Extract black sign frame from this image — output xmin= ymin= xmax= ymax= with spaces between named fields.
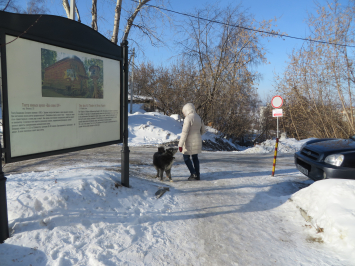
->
xmin=0 ymin=11 xmax=124 ymax=163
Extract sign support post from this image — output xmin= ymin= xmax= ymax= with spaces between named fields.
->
xmin=271 ymin=138 xmax=279 ymax=177
xmin=130 ymin=48 xmax=135 ymax=114
xmin=121 ymin=40 xmax=130 ymax=188
xmin=271 ymin=96 xmax=283 ymax=177
xmin=0 ymin=142 xmax=9 ymax=243
xmin=277 ymin=116 xmax=279 ymax=139
xmin=0 ymin=29 xmax=9 ymax=243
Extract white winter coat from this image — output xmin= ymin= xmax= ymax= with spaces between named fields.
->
xmin=178 ymin=103 xmax=206 ymax=155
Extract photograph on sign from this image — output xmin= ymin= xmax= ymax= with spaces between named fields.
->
xmin=41 ymin=48 xmax=104 ymax=99
xmin=5 ymin=35 xmax=121 ymax=158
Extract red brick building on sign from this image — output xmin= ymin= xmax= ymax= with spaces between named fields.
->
xmin=42 ymin=56 xmax=89 ymax=96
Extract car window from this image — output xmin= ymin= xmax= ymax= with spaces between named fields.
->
xmin=351 ymin=135 xmax=355 ymax=141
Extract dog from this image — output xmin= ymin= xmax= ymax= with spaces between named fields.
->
xmin=153 ymin=147 xmax=178 ymax=182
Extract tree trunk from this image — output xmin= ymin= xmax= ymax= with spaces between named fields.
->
xmin=62 ymin=0 xmax=81 ymax=22
xmin=62 ymin=0 xmax=70 ymax=17
xmin=91 ymin=0 xmax=98 ymax=31
xmin=111 ymin=0 xmax=123 ymax=44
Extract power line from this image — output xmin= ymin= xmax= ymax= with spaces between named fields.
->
xmin=132 ymin=0 xmax=355 ymax=48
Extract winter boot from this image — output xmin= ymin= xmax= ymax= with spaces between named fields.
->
xmin=188 ymin=174 xmax=199 ymax=181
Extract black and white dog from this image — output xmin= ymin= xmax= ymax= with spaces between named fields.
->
xmin=153 ymin=147 xmax=178 ymax=182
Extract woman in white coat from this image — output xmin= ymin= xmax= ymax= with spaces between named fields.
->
xmin=178 ymin=103 xmax=206 ymax=181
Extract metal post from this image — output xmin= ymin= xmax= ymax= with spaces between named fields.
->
xmin=121 ymin=40 xmax=130 ymax=187
xmin=130 ymin=48 xmax=135 ymax=114
xmin=271 ymin=138 xmax=279 ymax=177
xmin=0 ymin=142 xmax=9 ymax=243
xmin=277 ymin=116 xmax=279 ymax=139
xmin=70 ymin=0 xmax=75 ymax=20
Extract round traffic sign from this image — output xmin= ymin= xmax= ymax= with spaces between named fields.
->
xmin=271 ymin=95 xmax=283 ymax=108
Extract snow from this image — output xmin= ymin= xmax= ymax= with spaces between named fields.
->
xmin=290 ymin=179 xmax=355 ymax=260
xmin=1 ymin=104 xmax=355 ymax=265
xmin=236 ymin=136 xmax=316 ymax=154
xmin=128 ymin=111 xmax=181 ymax=146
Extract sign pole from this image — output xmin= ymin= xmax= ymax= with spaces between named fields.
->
xmin=0 ymin=142 xmax=9 ymax=243
xmin=277 ymin=116 xmax=279 ymax=139
xmin=121 ymin=40 xmax=130 ymax=187
xmin=129 ymin=48 xmax=135 ymax=114
xmin=0 ymin=29 xmax=9 ymax=243
xmin=272 ymin=111 xmax=280 ymax=177
xmin=271 ymin=137 xmax=279 ymax=177
xmin=271 ymin=95 xmax=283 ymax=177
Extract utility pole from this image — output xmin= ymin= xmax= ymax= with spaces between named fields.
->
xmin=130 ymin=48 xmax=135 ymax=114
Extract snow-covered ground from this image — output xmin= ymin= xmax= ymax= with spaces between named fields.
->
xmin=1 ymin=104 xmax=355 ymax=265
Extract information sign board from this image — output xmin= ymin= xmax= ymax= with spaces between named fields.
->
xmin=0 ymin=11 xmax=124 ymax=162
xmin=272 ymin=109 xmax=283 ymax=117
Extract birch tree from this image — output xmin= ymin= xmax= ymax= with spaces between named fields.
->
xmin=111 ymin=0 xmax=123 ymax=43
xmin=61 ymin=0 xmax=167 ymax=47
xmin=91 ymin=0 xmax=98 ymax=31
xmin=62 ymin=0 xmax=81 ymax=22
xmin=111 ymin=0 xmax=168 ymax=45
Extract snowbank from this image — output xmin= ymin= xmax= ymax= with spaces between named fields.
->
xmin=290 ymin=179 xmax=355 ymax=261
xmin=236 ymin=137 xmax=315 ymax=154
xmin=127 ymin=104 xmax=318 ymax=154
xmin=128 ymin=111 xmax=182 ymax=146
xmin=3 ymin=166 xmax=189 ymax=265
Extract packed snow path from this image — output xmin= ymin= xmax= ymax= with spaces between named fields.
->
xmin=136 ymin=151 xmax=349 ymax=265
xmin=1 ymin=146 xmax=352 ymax=265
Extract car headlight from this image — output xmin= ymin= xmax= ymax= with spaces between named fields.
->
xmin=324 ymin=154 xmax=344 ymax=166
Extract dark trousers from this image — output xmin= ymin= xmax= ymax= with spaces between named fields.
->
xmin=183 ymin=154 xmax=200 ymax=177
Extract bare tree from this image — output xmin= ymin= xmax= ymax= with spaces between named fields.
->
xmin=134 ymin=4 xmax=279 ymax=141
xmin=275 ymin=0 xmax=355 ymax=139
xmin=1 ymin=0 xmax=21 ymax=12
xmin=24 ymin=0 xmax=48 ymax=14
xmin=175 ymin=4 xmax=277 ymax=139
xmin=111 ymin=0 xmax=169 ymax=45
xmin=111 ymin=0 xmax=123 ymax=43
xmin=62 ymin=0 xmax=81 ymax=22
xmin=135 ymin=60 xmax=195 ymax=115
xmin=91 ymin=0 xmax=98 ymax=31
xmin=121 ymin=0 xmax=150 ymax=42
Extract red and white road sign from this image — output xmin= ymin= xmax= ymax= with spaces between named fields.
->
xmin=272 ymin=109 xmax=283 ymax=117
xmin=271 ymin=95 xmax=283 ymax=109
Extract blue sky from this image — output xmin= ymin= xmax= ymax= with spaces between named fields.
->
xmin=150 ymin=0 xmax=318 ymax=101
xmin=13 ymin=0 xmax=350 ymax=101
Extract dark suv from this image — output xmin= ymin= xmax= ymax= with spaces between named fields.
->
xmin=294 ymin=136 xmax=355 ymax=181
